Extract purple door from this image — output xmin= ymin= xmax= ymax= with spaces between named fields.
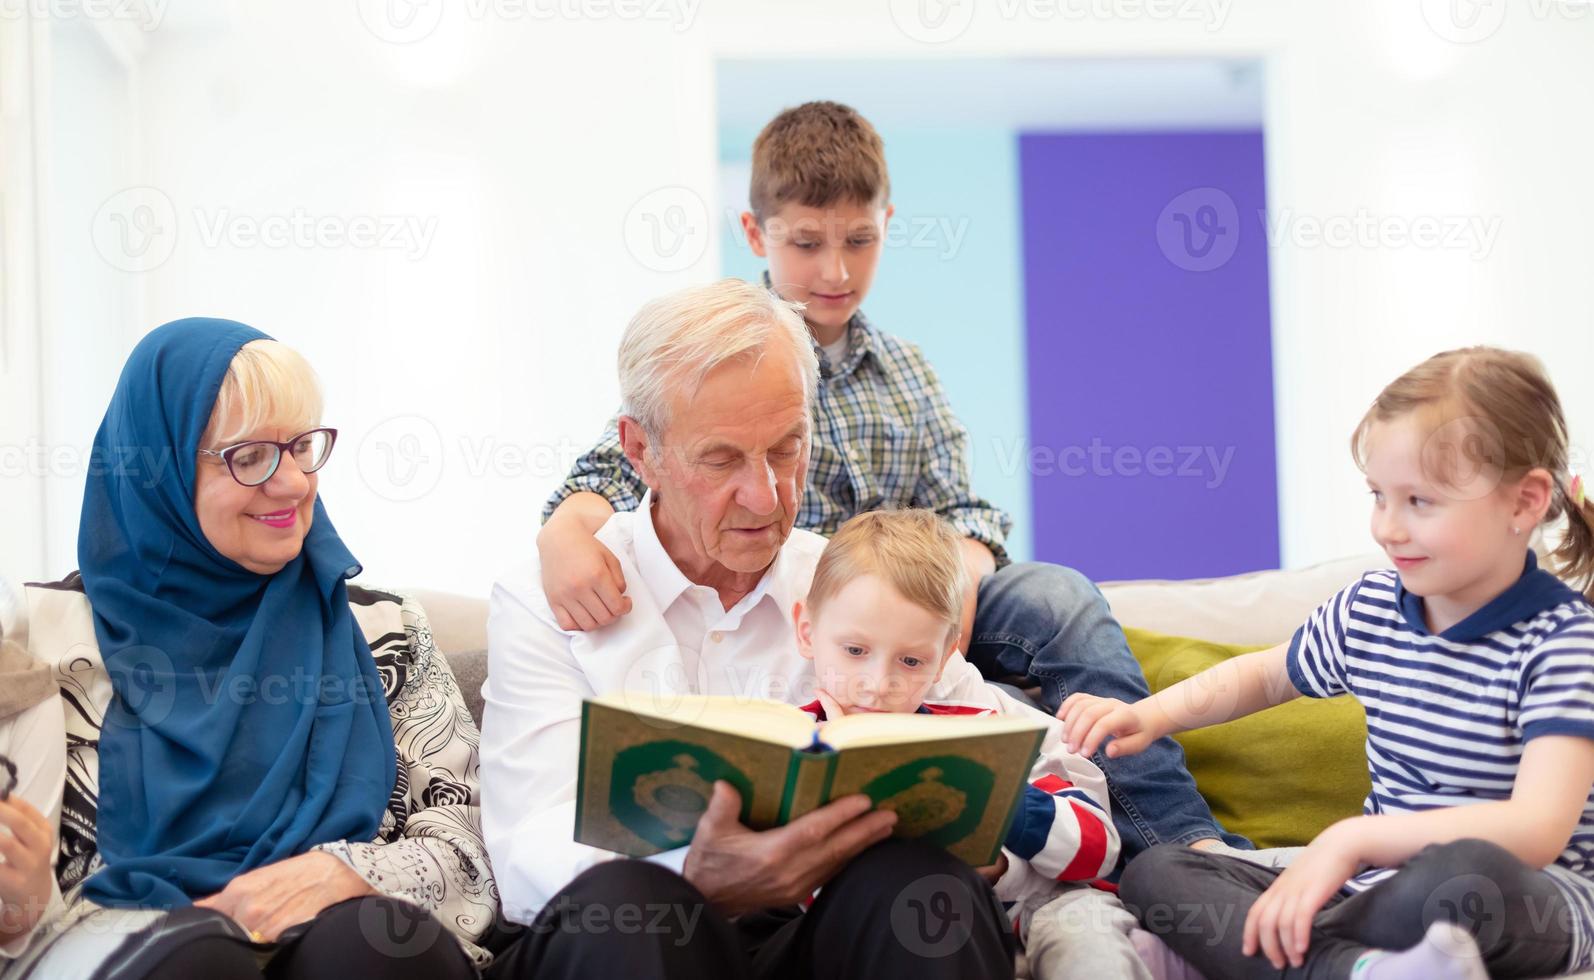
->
xmin=1020 ymin=131 xmax=1277 ymax=581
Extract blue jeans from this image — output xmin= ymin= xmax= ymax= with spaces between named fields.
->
xmin=967 ymin=561 xmax=1252 ymax=864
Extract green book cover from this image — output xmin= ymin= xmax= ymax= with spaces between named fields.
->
xmin=574 ymin=692 xmax=1047 ymax=866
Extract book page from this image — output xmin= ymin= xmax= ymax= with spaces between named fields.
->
xmin=589 ymin=692 xmax=817 ymax=748
xmin=820 ymin=711 xmax=1043 ymax=750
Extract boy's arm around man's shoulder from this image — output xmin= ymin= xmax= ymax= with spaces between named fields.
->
xmin=541 ymin=415 xmax=648 ymax=524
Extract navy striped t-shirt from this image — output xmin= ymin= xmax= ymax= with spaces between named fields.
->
xmin=1288 ymin=550 xmax=1594 ymax=969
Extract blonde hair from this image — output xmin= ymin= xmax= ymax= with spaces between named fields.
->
xmin=618 ymin=278 xmax=819 ymax=444
xmin=808 ymin=510 xmax=968 ymax=644
xmin=202 ymin=340 xmax=323 ymax=447
xmin=1351 ymin=346 xmax=1594 ymax=600
xmin=749 ymin=101 xmax=890 ymax=222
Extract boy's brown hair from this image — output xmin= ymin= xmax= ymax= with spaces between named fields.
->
xmin=1350 ymin=346 xmax=1594 ymax=600
xmin=807 ymin=510 xmax=967 ymax=644
xmin=749 ymin=101 xmax=890 ymax=222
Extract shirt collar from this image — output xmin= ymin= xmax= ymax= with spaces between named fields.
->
xmin=1393 ymin=549 xmax=1583 ymax=642
xmin=832 ymin=312 xmax=877 ymax=378
xmin=747 ymin=527 xmax=808 ymax=626
xmin=630 ymin=489 xmax=807 ymax=623
xmin=631 ymin=490 xmax=697 ymax=613
xmin=758 ymin=271 xmax=876 ymax=380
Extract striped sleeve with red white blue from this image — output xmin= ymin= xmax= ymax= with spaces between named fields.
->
xmin=919 ymin=698 xmax=1121 ymax=881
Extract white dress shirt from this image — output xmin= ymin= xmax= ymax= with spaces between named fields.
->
xmin=481 ymin=491 xmax=1028 ymax=922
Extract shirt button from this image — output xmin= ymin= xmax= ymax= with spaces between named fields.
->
xmin=709 ymin=632 xmax=724 ymax=643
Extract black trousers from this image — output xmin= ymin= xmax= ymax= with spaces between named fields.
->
xmin=486 ymin=838 xmax=1016 ymax=979
xmin=1119 ymin=839 xmax=1575 ymax=980
xmin=109 ymin=895 xmax=477 ymax=980
xmin=123 ymin=839 xmax=1014 ymax=979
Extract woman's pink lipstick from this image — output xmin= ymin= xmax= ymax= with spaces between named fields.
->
xmin=249 ymin=508 xmax=297 ymax=529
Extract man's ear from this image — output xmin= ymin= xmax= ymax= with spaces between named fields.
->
xmin=1513 ymin=467 xmax=1555 ymax=530
xmin=618 ymin=416 xmax=658 ymax=488
xmin=793 ymin=600 xmax=814 ymax=661
xmin=741 ymin=212 xmax=767 ymax=258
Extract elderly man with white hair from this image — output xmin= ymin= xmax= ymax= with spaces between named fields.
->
xmin=480 ymin=279 xmax=1016 ymax=978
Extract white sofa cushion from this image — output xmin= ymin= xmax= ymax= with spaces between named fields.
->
xmin=1098 ymin=553 xmax=1388 ymax=647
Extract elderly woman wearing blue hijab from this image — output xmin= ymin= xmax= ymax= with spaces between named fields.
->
xmin=5 ymin=320 xmax=495 ymax=978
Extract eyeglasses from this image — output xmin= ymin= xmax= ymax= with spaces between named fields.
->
xmin=197 ymin=428 xmax=338 ymax=487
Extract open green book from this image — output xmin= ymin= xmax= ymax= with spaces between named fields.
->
xmin=575 ymin=692 xmax=1047 ymax=866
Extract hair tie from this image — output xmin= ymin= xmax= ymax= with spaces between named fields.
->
xmin=1573 ymin=472 xmax=1587 ymax=509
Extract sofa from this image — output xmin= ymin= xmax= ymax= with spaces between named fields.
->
xmin=414 ymin=552 xmax=1593 ymax=979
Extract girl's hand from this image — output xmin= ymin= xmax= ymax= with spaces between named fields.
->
xmin=1242 ymin=831 xmax=1361 ymax=969
xmin=0 ymin=797 xmax=56 ymax=942
xmin=1057 ymin=694 xmax=1157 ymax=758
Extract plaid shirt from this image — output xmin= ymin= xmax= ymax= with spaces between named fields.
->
xmin=544 ymin=309 xmax=1013 ymax=562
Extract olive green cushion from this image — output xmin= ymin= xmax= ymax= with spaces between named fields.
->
xmin=1123 ymin=627 xmax=1372 ymax=849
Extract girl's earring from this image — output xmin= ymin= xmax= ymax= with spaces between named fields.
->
xmin=1512 ymin=526 xmax=1521 ymax=536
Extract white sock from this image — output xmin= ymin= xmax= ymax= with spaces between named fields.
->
xmin=1352 ymin=921 xmax=1488 ymax=980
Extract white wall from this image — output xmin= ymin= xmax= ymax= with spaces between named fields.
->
xmin=1260 ymin=1 xmax=1594 ymax=569
xmin=0 ymin=14 xmax=49 ymax=582
xmin=41 ymin=18 xmax=148 ymax=581
xmin=13 ymin=0 xmax=1594 ymax=594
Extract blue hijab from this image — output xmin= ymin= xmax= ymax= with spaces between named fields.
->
xmin=79 ymin=318 xmax=396 ymax=909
